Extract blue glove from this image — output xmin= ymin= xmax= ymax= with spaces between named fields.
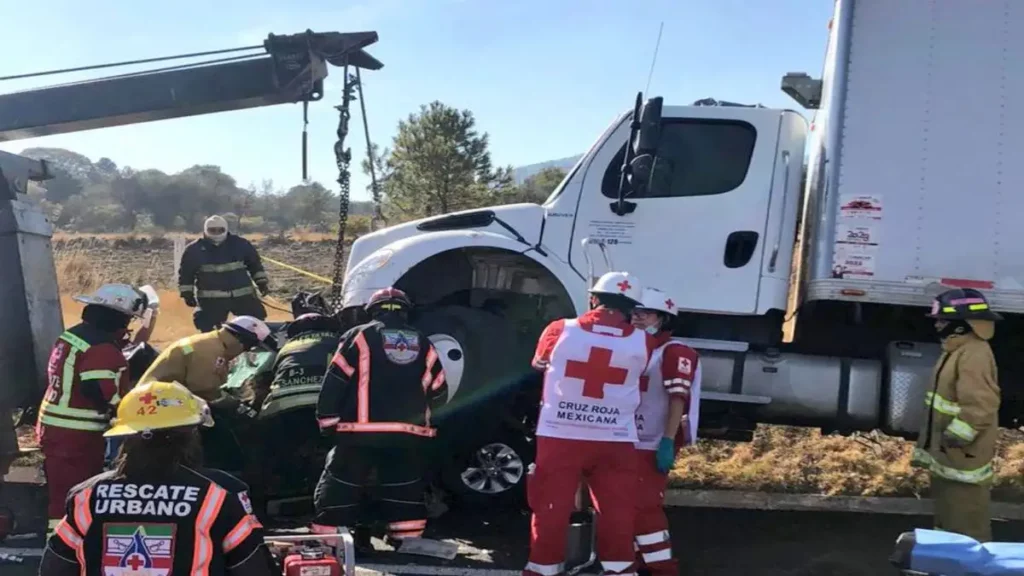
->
xmin=655 ymin=437 xmax=676 ymax=474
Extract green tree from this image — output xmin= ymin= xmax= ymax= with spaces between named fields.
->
xmin=498 ymin=167 xmax=567 ymax=205
xmin=375 ymin=101 xmax=513 ymax=219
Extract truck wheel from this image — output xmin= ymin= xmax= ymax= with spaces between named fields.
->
xmin=414 ymin=305 xmax=532 ymax=507
xmin=413 ymin=305 xmax=523 ymax=414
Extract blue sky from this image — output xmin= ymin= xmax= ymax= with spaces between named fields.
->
xmin=0 ymin=0 xmax=833 ymax=201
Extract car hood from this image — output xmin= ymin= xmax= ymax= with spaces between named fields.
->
xmin=344 ymin=203 xmax=546 ymax=274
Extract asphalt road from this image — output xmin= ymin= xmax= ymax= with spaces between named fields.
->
xmin=6 ymin=505 xmax=1024 ymax=576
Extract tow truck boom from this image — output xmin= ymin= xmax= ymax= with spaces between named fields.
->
xmin=0 ymin=30 xmax=382 ymax=141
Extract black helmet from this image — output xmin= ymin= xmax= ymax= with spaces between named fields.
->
xmin=365 ymin=287 xmax=413 ymax=315
xmin=291 ymin=291 xmax=331 ymax=318
xmin=926 ymin=288 xmax=1003 ymax=321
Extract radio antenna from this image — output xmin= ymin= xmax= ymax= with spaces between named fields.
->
xmin=644 ymin=21 xmax=665 ymax=95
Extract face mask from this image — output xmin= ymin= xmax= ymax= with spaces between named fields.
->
xmin=644 ymin=325 xmax=660 ymax=335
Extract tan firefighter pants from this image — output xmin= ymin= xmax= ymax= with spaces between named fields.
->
xmin=931 ymin=474 xmax=993 ymax=542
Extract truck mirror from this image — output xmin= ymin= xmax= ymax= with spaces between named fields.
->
xmin=628 ymin=97 xmax=664 ymax=197
xmin=634 ymin=97 xmax=663 ymax=155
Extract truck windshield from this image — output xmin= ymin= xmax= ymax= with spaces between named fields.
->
xmin=543 ymin=112 xmax=631 ymax=205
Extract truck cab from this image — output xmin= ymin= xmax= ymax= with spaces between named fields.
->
xmin=340 ymin=98 xmax=808 ymax=449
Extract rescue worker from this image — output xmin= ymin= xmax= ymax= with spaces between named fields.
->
xmin=526 ymin=271 xmax=655 ymax=576
xmin=912 ymin=287 xmax=1002 ymax=542
xmin=36 ymin=284 xmax=149 ymax=534
xmin=630 ymin=287 xmax=701 ymax=576
xmin=138 ymin=315 xmax=275 ymax=404
xmin=263 ymin=310 xmax=343 ymax=416
xmin=179 ymin=215 xmax=271 ymax=332
xmin=250 ymin=300 xmax=344 ymax=515
xmin=313 ymin=287 xmax=448 ymax=548
xmin=138 ymin=316 xmax=275 ymax=473
xmin=38 ymin=380 xmax=275 ymax=576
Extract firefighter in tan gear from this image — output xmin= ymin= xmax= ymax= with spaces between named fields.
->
xmin=138 ymin=316 xmax=275 ymax=404
xmin=912 ymin=287 xmax=1002 ymax=542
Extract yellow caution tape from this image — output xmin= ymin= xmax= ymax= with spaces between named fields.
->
xmin=262 ymin=256 xmax=334 ymax=285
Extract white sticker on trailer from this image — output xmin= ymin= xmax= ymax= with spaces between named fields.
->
xmin=831 ymin=244 xmax=877 ymax=278
xmin=835 ymin=223 xmax=880 ymax=246
xmin=838 ymin=194 xmax=883 ymax=221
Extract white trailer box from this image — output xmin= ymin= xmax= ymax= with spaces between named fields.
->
xmin=804 ymin=0 xmax=1024 ymax=311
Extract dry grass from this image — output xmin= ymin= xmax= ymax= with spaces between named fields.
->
xmin=52 ymin=230 xmax=339 ymax=243
xmin=671 ymin=425 xmax=1024 ymax=500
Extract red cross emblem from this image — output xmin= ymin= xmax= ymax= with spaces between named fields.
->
xmin=126 ymin=554 xmax=145 ymax=570
xmin=138 ymin=393 xmax=156 ymax=405
xmin=665 ymin=298 xmax=675 ymax=309
xmin=617 ymin=280 xmax=632 ymax=292
xmin=564 ymin=347 xmax=629 ymax=399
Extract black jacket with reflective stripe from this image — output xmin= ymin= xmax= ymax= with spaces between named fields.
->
xmin=178 ymin=234 xmax=267 ymax=299
xmin=316 ymin=317 xmax=448 ymax=436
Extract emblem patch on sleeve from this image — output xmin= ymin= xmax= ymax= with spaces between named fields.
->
xmin=238 ymin=491 xmax=254 ymax=515
xmin=677 ymin=356 xmax=692 ymax=376
xmin=381 ymin=329 xmax=421 ymax=365
xmin=102 ymin=523 xmax=176 ymax=576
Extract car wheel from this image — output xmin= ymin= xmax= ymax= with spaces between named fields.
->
xmin=442 ymin=432 xmax=534 ymax=508
xmin=461 ymin=441 xmax=527 ymax=495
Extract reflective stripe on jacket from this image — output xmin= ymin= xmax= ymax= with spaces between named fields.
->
xmin=316 ymin=318 xmax=448 ymax=437
xmin=914 ymin=332 xmax=1000 ymax=484
xmin=38 ymin=325 xmax=129 ymax=433
xmin=178 ymin=234 xmax=268 ymax=299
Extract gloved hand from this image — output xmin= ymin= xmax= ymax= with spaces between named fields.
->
xmin=257 ymin=283 xmax=270 ymax=297
xmin=182 ymin=292 xmax=197 ymax=308
xmin=655 ymin=436 xmax=676 ymax=474
xmin=910 ymin=447 xmax=931 ymax=469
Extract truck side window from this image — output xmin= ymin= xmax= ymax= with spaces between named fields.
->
xmin=600 ymin=119 xmax=757 ymax=199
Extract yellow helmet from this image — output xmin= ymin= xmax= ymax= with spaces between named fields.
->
xmin=105 ymin=381 xmax=214 ymax=438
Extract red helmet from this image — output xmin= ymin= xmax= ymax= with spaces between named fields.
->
xmin=365 ymin=287 xmax=412 ymax=314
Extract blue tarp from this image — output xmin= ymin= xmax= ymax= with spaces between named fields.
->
xmin=905 ymin=529 xmax=1024 ymax=575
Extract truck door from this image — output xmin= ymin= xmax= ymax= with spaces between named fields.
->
xmin=569 ymin=106 xmax=783 ymax=315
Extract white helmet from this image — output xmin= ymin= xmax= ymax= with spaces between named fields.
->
xmin=223 ymin=316 xmax=274 ymax=350
xmin=73 ymin=284 xmax=147 ymax=317
xmin=590 ymin=271 xmax=643 ymax=304
xmin=637 ymin=287 xmax=678 ymax=316
xmin=204 ymin=215 xmax=228 ymax=244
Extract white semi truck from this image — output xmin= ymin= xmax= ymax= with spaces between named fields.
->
xmin=339 ymin=0 xmax=1024 ymax=496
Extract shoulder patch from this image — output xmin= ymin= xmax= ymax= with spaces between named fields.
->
xmin=381 ymin=329 xmax=421 ymax=365
xmin=237 ymin=491 xmax=254 ymax=515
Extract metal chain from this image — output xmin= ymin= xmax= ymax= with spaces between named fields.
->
xmin=329 ymin=63 xmax=356 ymax=311
xmin=355 ymin=67 xmax=386 ymax=231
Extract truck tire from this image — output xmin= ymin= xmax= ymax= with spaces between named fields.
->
xmin=414 ymin=305 xmax=534 ymax=507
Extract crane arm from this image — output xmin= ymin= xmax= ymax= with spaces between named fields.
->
xmin=0 ymin=30 xmax=382 ymax=142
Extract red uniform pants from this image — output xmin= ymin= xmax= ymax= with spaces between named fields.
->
xmin=633 ymin=449 xmax=676 ymax=576
xmin=38 ymin=425 xmax=105 ymax=525
xmin=524 ymin=436 xmax=638 ymax=576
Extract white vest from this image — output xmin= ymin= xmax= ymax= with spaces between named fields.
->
xmin=535 ymin=318 xmax=648 ymax=442
xmin=635 ymin=340 xmax=703 ymax=451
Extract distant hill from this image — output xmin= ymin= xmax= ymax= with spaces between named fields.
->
xmin=513 ymin=155 xmax=582 ymax=184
